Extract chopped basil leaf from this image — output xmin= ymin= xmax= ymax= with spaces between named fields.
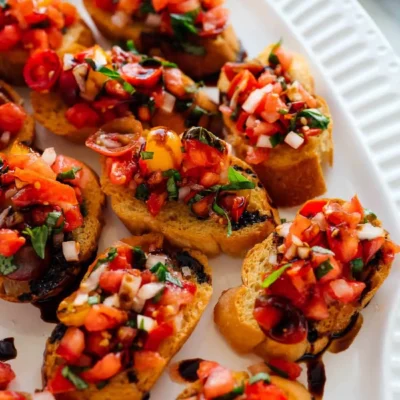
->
xmin=212 ymin=201 xmax=232 ymax=237
xmin=0 ymin=255 xmax=17 ymax=276
xmin=351 ymin=258 xmax=364 ymax=277
xmin=96 ymin=380 xmax=109 ymax=390
xmin=88 ymin=295 xmax=100 ymax=305
xmin=181 ymin=41 xmax=206 ymax=56
xmin=150 ymin=262 xmax=182 ymax=287
xmin=126 ymin=39 xmax=139 ymax=54
xmin=363 ymin=208 xmax=377 ymax=223
xmin=311 ymin=246 xmax=335 ymax=255
xmin=135 ymin=183 xmax=150 ymax=201
xmin=278 ymin=76 xmax=287 ymax=90
xmin=249 ymin=372 xmax=271 ymax=385
xmin=140 ymin=151 xmax=154 ymax=160
xmin=278 ymin=108 xmax=288 ymax=115
xmin=185 ymin=80 xmax=204 ymax=94
xmin=185 ymin=106 xmax=209 ymax=127
xmin=297 ymin=109 xmax=330 ymax=130
xmin=175 ymin=99 xmax=193 ymax=112
xmin=123 ymin=81 xmax=135 ymax=95
xmin=163 ymin=169 xmax=182 ymax=181
xmin=62 ymin=366 xmax=88 ymax=390
xmin=269 ymin=133 xmax=284 ymax=148
xmin=57 ymin=166 xmax=82 ymax=181
xmin=220 ymin=167 xmax=255 ymax=191
xmin=94 ymin=247 xmax=118 ymax=270
xmin=133 ymin=246 xmax=146 ymax=269
xmin=183 ymin=127 xmax=226 ymax=153
xmin=213 ymin=386 xmax=245 ymax=400
xmin=84 ymin=58 xmax=97 ymax=70
xmin=98 ymin=66 xmax=121 ymax=80
xmin=46 ymin=211 xmax=62 ymax=229
xmin=163 ymin=170 xmax=182 ymax=201
xmin=170 ymin=12 xmax=198 ymax=37
xmin=280 ymin=218 xmax=287 ymax=223
xmin=140 ymin=0 xmax=155 ymax=14
xmin=139 ymin=317 xmax=145 ymax=330
xmin=23 ymin=225 xmax=49 ymax=259
xmin=126 ymin=319 xmax=137 ymax=328
xmin=315 ymin=260 xmax=333 ymax=280
xmin=80 ymin=201 xmax=88 ymax=218
xmin=262 ymin=264 xmax=292 ymax=288
xmin=268 ymin=38 xmax=282 ymax=66
xmin=265 ymin=362 xmax=289 ymax=379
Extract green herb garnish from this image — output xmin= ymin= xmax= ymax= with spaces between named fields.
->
xmin=57 ymin=167 xmax=82 ymax=181
xmin=140 ymin=151 xmax=154 ymax=160
xmin=126 ymin=39 xmax=139 ymax=54
xmin=182 ymin=127 xmax=226 ymax=153
xmin=297 ymin=109 xmax=330 ymax=130
xmin=0 ymin=255 xmax=17 ymax=276
xmin=269 ymin=133 xmax=284 ymax=148
xmin=268 ymin=38 xmax=282 ymax=66
xmin=150 ymin=263 xmax=183 ymax=287
xmin=363 ymin=208 xmax=377 ymax=223
xmin=133 ymin=246 xmax=146 ymax=269
xmin=185 ymin=106 xmax=209 ymax=127
xmin=212 ymin=201 xmax=232 ymax=237
xmin=351 ymin=258 xmax=364 ymax=278
xmin=315 ymin=260 xmax=333 ymax=280
xmin=23 ymin=225 xmax=49 ymax=259
xmin=94 ymin=247 xmax=118 ymax=270
xmin=220 ymin=167 xmax=256 ymax=191
xmin=88 ymin=295 xmax=100 ymax=305
xmin=62 ymin=366 xmax=88 ymax=390
xmin=135 ymin=183 xmax=150 ymax=201
xmin=262 ymin=264 xmax=291 ymax=288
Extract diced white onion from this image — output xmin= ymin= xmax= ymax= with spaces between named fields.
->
xmin=161 ymin=92 xmax=176 ymax=113
xmin=246 ymin=115 xmax=257 ymax=128
xmin=137 ymin=282 xmax=165 ymax=300
xmin=63 ymin=53 xmax=75 ymax=70
xmin=284 ymin=243 xmax=297 ymax=260
xmin=254 ymin=121 xmax=275 ymax=136
xmin=268 ymin=253 xmax=278 ymax=265
xmin=242 ymin=89 xmax=266 ymax=114
xmin=103 ymin=293 xmax=120 ymax=308
xmin=292 ymin=235 xmax=303 ymax=246
xmin=62 ymin=241 xmax=80 ymax=262
xmin=111 ymin=10 xmax=130 ymax=28
xmin=137 ymin=315 xmax=156 ymax=332
xmin=145 ymin=13 xmax=162 ymax=27
xmin=181 ymin=266 xmax=192 ymax=277
xmin=73 ymin=292 xmax=89 ymax=306
xmin=41 ymin=147 xmax=57 ymax=166
xmin=73 ymin=64 xmax=88 ymax=93
xmin=287 ymin=81 xmax=302 ymax=102
xmin=179 ymin=186 xmax=191 ymax=201
xmin=118 ymin=273 xmax=142 ymax=310
xmin=173 ymin=312 xmax=183 ymax=331
xmin=284 ymin=131 xmax=304 ymax=149
xmin=312 ymin=212 xmax=327 ymax=231
xmin=0 ymin=131 xmax=10 ymax=145
xmin=357 ymin=223 xmax=385 ymax=240
xmin=81 ymin=263 xmax=108 ymax=293
xmin=146 ymin=254 xmax=168 ymax=269
xmin=32 ymin=392 xmax=56 ymax=400
xmin=92 ymin=47 xmax=108 ymax=69
xmin=132 ymin=296 xmax=145 ymax=313
xmin=276 ymin=222 xmax=292 ymax=238
xmin=298 ymin=246 xmax=311 ymax=259
xmin=256 ymin=134 xmax=273 ymax=148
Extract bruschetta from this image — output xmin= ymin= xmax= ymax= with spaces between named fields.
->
xmin=27 ymin=44 xmax=220 ymax=143
xmin=0 ymin=81 xmax=34 ymax=153
xmin=82 ymin=0 xmax=242 ymax=79
xmin=0 ymin=0 xmax=94 ymax=86
xmin=174 ymin=358 xmax=311 ymax=400
xmin=0 ymin=142 xmax=104 ymax=303
xmin=42 ymin=233 xmax=213 ymax=400
xmin=87 ymin=122 xmax=279 ymax=257
xmin=218 ymin=42 xmax=333 ymax=207
xmin=214 ymin=196 xmax=399 ymax=361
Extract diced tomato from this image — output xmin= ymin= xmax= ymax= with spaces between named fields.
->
xmin=84 ymin=304 xmax=127 ymax=332
xmin=56 ymin=327 xmax=85 ymax=363
xmin=223 ymin=61 xmax=264 ymax=82
xmin=99 ymin=270 xmax=125 ymax=293
xmin=45 ymin=26 xmax=63 ymax=49
xmin=22 ymin=29 xmax=48 ymax=51
xmin=200 ymin=6 xmax=229 ymax=37
xmin=0 ymin=229 xmax=25 ymax=257
xmin=63 ymin=205 xmax=84 ymax=232
xmin=326 ymin=226 xmax=359 ymax=263
xmin=258 ymin=69 xmax=276 ymax=87
xmin=152 ymin=0 xmax=169 ymax=12
xmin=121 ymin=63 xmax=162 ymax=88
xmin=86 ymin=332 xmax=111 ymax=358
xmin=297 ymin=83 xmax=317 ymax=108
xmin=46 ymin=365 xmax=75 ymax=394
xmin=363 ymin=237 xmax=385 ymax=264
xmin=58 ymin=2 xmax=77 ymax=27
xmin=202 ymin=0 xmax=225 ymax=8
xmin=133 ymin=351 xmax=165 ymax=372
xmin=227 ymin=70 xmax=258 ymax=102
xmin=94 ymin=0 xmax=118 ymax=12
xmin=245 ymin=380 xmax=287 ymax=400
xmin=0 ymin=24 xmax=21 ymax=51
xmin=203 ymin=366 xmax=235 ymax=399
xmin=268 ymin=359 xmax=302 ymax=380
xmin=253 ymin=305 xmax=283 ymax=331
xmin=144 ymin=321 xmax=174 ymax=351
xmin=168 ymin=0 xmax=200 ymax=13
xmin=342 ymin=195 xmax=364 ymax=218
xmin=66 ymin=103 xmax=100 ymax=129
xmin=183 ymin=139 xmax=225 ymax=171
xmin=303 ymin=287 xmax=329 ymax=320
xmin=146 ymin=192 xmax=167 ymax=217
xmin=0 ymin=363 xmax=15 ymax=390
xmin=163 ymin=67 xmax=194 ymax=98
xmin=286 ymin=215 xmax=312 ymax=247
xmin=230 ymin=196 xmax=247 ymax=223
xmin=318 ymin=256 xmax=342 ymax=283
xmin=286 ymin=263 xmax=316 ymax=293
xmin=261 ymin=92 xmax=284 ymax=123
xmin=197 ymin=360 xmax=219 ymax=381
xmin=299 ymin=199 xmax=328 ymax=218
xmin=108 ymin=246 xmax=133 ymax=270
xmin=274 ymin=47 xmax=293 ymax=72
xmin=324 ymin=201 xmax=361 ymax=229
xmin=47 ymin=5 xmax=64 ymax=29
xmin=327 ymin=279 xmax=366 ymax=304
xmin=310 ymin=250 xmax=330 ymax=269
xmin=81 ymin=353 xmax=122 ymax=383
xmin=245 ymin=147 xmax=269 ymax=165
xmin=117 ymin=326 xmax=137 ymax=348
xmin=301 ymin=222 xmax=321 ymax=245
xmin=0 ymin=102 xmax=25 ymax=134
xmin=160 ymin=282 xmax=195 ymax=307
xmin=199 ymin=171 xmax=220 ymax=188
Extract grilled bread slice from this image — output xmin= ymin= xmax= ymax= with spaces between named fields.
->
xmin=42 ymin=233 xmax=213 ymax=400
xmin=219 ymin=44 xmax=333 ymax=207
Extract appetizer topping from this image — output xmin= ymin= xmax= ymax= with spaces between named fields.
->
xmin=0 ymin=0 xmax=78 ymax=54
xmin=0 ymin=148 xmax=85 ymax=285
xmin=93 ymin=0 xmax=229 ymax=55
xmin=47 ymin=242 xmax=198 ymax=394
xmin=254 ymin=196 xmax=400 ymax=344
xmin=0 ymin=362 xmax=15 ymax=390
xmin=87 ymin=126 xmax=266 ymax=236
xmin=25 ymin=44 xmax=210 ymax=129
xmin=220 ymin=40 xmax=330 ymax=164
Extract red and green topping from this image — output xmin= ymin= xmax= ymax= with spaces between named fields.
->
xmin=24 ymin=43 xmax=210 ymax=128
xmin=220 ymin=40 xmax=330 ymax=165
xmin=0 ymin=100 xmax=26 ymax=151
xmin=0 ymin=148 xmax=85 ymax=285
xmin=0 ymin=0 xmax=78 ymax=54
xmin=87 ymin=126 xmax=266 ymax=235
xmin=47 ymin=242 xmax=198 ymax=394
xmin=253 ymin=196 xmax=400 ymax=345
xmin=94 ymin=0 xmax=229 ymax=55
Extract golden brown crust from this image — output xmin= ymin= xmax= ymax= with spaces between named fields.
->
xmin=43 ymin=234 xmax=213 ymax=400
xmin=0 ymin=20 xmax=94 ymax=86
xmin=219 ymin=46 xmax=334 ymax=207
xmin=82 ymin=0 xmax=241 ymax=79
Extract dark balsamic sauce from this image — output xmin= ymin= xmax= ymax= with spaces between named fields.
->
xmin=231 ymin=210 xmax=268 ymax=231
xmin=0 ymin=338 xmax=17 ymax=361
xmin=177 ymin=358 xmax=203 ymax=382
xmin=306 ymin=358 xmax=326 ymax=400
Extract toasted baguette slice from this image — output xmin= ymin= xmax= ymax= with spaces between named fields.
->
xmin=82 ymin=0 xmax=242 ymax=80
xmin=0 ymin=20 xmax=94 ymax=86
xmin=215 ymin=198 xmax=394 ymax=361
xmin=0 ymin=81 xmax=34 ymax=153
xmin=101 ymin=152 xmax=279 ymax=257
xmin=42 ymin=234 xmax=213 ymax=400
xmin=0 ymin=143 xmax=105 ymax=303
xmin=219 ymin=45 xmax=333 ymax=207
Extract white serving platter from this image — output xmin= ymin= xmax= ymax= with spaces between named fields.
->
xmin=2 ymin=0 xmax=400 ymax=399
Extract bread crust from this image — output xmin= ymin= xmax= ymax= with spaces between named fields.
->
xmin=42 ymin=234 xmax=213 ymax=400
xmin=82 ymin=0 xmax=241 ymax=79
xmin=218 ymin=46 xmax=334 ymax=207
xmin=0 ymin=20 xmax=94 ymax=86
xmin=100 ymin=154 xmax=279 ymax=257
xmin=214 ymin=199 xmax=393 ymax=361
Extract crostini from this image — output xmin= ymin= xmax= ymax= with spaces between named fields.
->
xmin=87 ymin=123 xmax=279 ymax=257
xmin=82 ymin=0 xmax=242 ymax=80
xmin=214 ymin=196 xmax=399 ymax=361
xmin=175 ymin=358 xmax=311 ymax=400
xmin=0 ymin=81 xmax=34 ymax=152
xmin=27 ymin=44 xmax=220 ymax=143
xmin=42 ymin=233 xmax=213 ymax=399
xmin=0 ymin=142 xmax=104 ymax=303
xmin=0 ymin=0 xmax=94 ymax=85
xmin=218 ymin=41 xmax=333 ymax=207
